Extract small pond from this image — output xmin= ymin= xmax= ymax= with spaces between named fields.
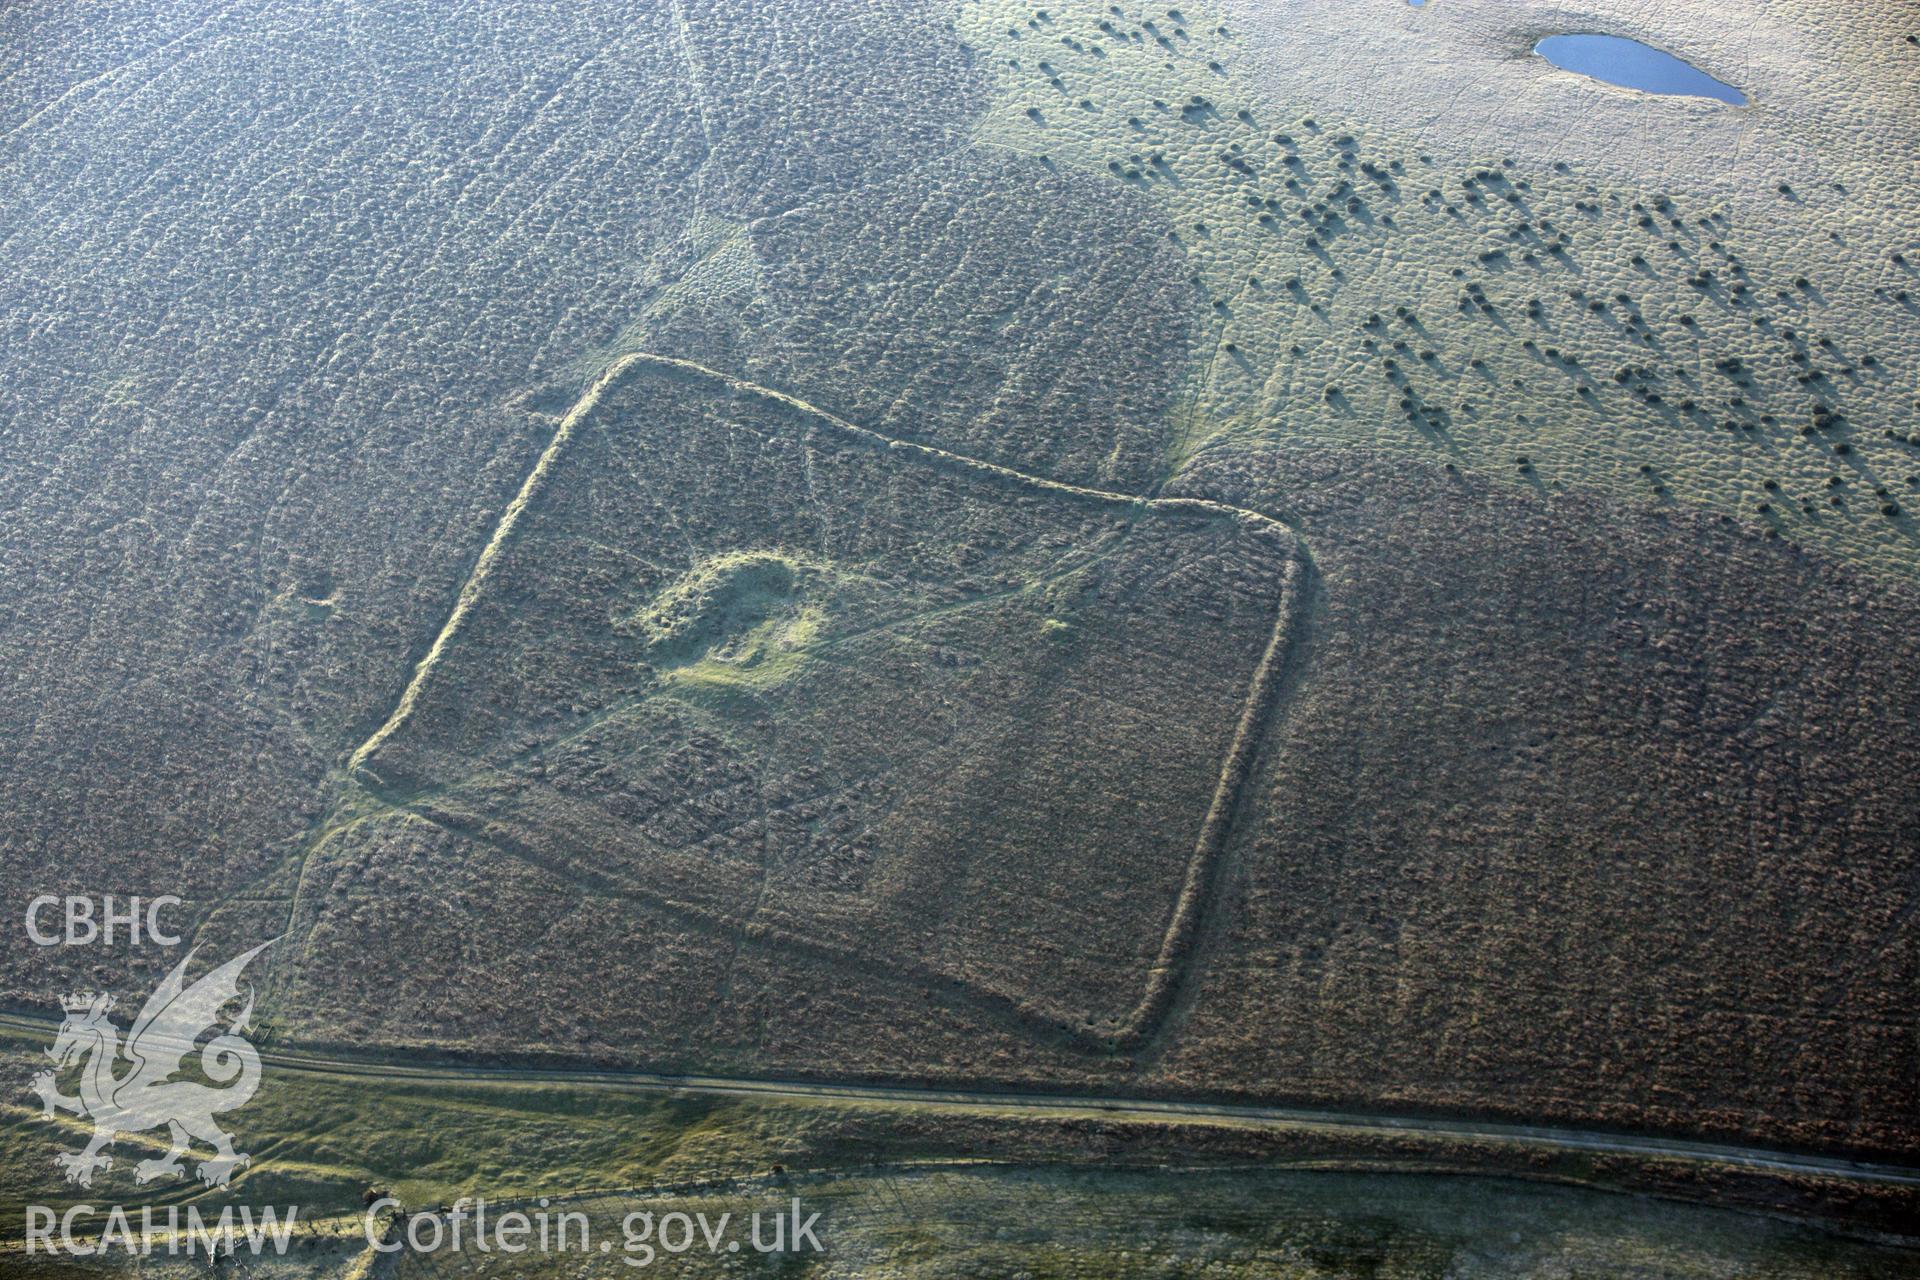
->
xmin=1535 ymin=33 xmax=1746 ymax=105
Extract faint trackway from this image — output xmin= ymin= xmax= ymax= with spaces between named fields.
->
xmin=1 ymin=1011 xmax=1916 ymax=1191
xmin=284 ymin=352 xmax=1311 ymax=1056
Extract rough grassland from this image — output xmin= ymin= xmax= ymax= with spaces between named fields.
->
xmin=1 ymin=0 xmax=1916 ymax=1256
xmin=6 ymin=1032 xmax=1916 ymax=1272
xmin=381 ymin=1167 xmax=1920 ymax=1280
xmin=272 ymin=354 xmax=1300 ymax=1054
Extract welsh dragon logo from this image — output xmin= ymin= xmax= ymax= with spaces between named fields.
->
xmin=29 ymin=942 xmax=272 ymax=1189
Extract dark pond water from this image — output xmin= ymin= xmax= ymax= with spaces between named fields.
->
xmin=1534 ymin=33 xmax=1746 ymax=105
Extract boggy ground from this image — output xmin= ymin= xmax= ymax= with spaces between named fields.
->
xmin=962 ymin=0 xmax=1920 ymax=580
xmin=0 ymin=0 xmax=1916 ymax=1234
